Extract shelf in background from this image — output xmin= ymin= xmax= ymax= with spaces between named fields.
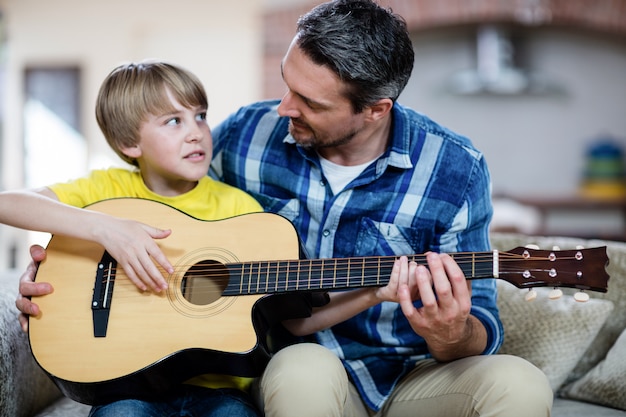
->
xmin=492 ymin=195 xmax=626 ymax=242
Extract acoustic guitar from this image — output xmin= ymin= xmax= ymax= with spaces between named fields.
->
xmin=28 ymin=198 xmax=610 ymax=405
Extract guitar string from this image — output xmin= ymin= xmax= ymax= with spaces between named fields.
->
xmin=89 ymin=252 xmax=593 ymax=298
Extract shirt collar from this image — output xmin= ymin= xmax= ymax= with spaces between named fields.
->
xmin=384 ymin=103 xmax=414 ymax=170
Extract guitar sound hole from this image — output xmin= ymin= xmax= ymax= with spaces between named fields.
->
xmin=181 ymin=260 xmax=229 ymax=306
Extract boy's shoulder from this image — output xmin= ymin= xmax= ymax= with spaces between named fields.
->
xmin=198 ymin=177 xmax=261 ymax=206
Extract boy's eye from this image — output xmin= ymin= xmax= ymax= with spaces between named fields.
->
xmin=196 ymin=112 xmax=207 ymax=122
xmin=165 ymin=117 xmax=181 ymax=126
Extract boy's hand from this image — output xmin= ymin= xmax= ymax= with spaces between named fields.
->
xmin=16 ymin=219 xmax=174 ymax=332
xmin=98 ymin=217 xmax=174 ymax=292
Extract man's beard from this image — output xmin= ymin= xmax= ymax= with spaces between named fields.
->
xmin=289 ymin=118 xmax=357 ymax=150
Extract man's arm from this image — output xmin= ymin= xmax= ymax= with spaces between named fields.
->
xmin=15 ymin=245 xmax=50 ymax=332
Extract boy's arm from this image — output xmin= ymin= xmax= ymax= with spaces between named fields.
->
xmin=282 ymin=253 xmax=487 ymax=363
xmin=0 ymin=189 xmax=172 ymax=293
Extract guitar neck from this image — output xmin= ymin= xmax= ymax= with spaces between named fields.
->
xmin=223 ymin=251 xmax=497 ymax=296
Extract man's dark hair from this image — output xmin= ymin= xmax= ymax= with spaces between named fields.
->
xmin=296 ymin=0 xmax=415 ymax=113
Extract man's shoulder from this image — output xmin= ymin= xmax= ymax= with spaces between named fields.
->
xmin=394 ymin=102 xmax=481 ymax=156
xmin=231 ymin=99 xmax=281 ymax=118
xmin=216 ymin=99 xmax=283 ymax=135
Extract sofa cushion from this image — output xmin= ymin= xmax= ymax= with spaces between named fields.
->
xmin=552 ymin=397 xmax=626 ymax=417
xmin=566 ymin=239 xmax=626 ymax=382
xmin=560 ymin=327 xmax=626 ymax=411
xmin=0 ymin=270 xmax=63 ymax=417
xmin=496 ymin=280 xmax=614 ymax=390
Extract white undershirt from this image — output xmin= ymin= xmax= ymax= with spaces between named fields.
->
xmin=318 ymin=155 xmax=377 ymax=194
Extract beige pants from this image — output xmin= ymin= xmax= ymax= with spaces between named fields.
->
xmin=252 ymin=343 xmax=553 ymax=417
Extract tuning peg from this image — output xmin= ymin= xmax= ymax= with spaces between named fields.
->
xmin=525 ymin=289 xmax=538 ymax=302
xmin=574 ymin=292 xmax=590 ymax=303
xmin=549 ymin=288 xmax=563 ymax=299
xmin=576 ymin=245 xmax=585 ymax=250
xmin=552 ymin=246 xmax=561 ymax=251
xmin=525 ymin=244 xmax=540 ymax=250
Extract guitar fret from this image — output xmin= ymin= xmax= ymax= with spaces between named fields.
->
xmin=307 ymin=260 xmax=311 ymax=289
xmin=264 ymin=261 xmax=269 ymax=293
xmin=493 ymin=250 xmax=499 ymax=278
xmin=275 ymin=261 xmax=281 ymax=293
xmin=362 ymin=257 xmax=379 ymax=286
xmin=276 ymin=261 xmax=286 ymax=292
xmin=361 ymin=257 xmax=365 ymax=287
xmin=241 ymin=263 xmax=247 ymax=294
xmin=472 ymin=252 xmax=475 ymax=277
xmin=279 ymin=261 xmax=285 ymax=291
xmin=252 ymin=262 xmax=258 ymax=294
xmin=239 ymin=263 xmax=246 ymax=294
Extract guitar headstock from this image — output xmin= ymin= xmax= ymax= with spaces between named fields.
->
xmin=498 ymin=246 xmax=610 ymax=294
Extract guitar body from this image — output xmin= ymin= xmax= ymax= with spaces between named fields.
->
xmin=29 ymin=198 xmax=306 ymax=405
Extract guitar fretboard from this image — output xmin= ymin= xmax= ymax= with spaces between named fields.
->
xmin=223 ymin=252 xmax=497 ymax=296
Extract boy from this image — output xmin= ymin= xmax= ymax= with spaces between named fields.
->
xmin=0 ymin=60 xmax=262 ymax=417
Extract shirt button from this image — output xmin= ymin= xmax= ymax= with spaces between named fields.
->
xmin=320 ymin=180 xmax=326 ymax=186
xmin=322 ymin=230 xmax=330 ymax=237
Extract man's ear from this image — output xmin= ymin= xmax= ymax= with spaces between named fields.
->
xmin=366 ymin=98 xmax=393 ymax=122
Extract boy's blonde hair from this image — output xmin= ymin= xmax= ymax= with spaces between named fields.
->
xmin=95 ymin=60 xmax=208 ymax=166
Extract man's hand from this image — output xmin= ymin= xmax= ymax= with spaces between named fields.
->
xmin=375 ymin=255 xmax=420 ymax=303
xmin=397 ymin=252 xmax=487 ymax=362
xmin=16 ymin=245 xmax=52 ymax=332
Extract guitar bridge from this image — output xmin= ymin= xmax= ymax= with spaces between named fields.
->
xmin=91 ymin=251 xmax=116 ymax=337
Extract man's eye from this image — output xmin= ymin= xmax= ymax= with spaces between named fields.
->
xmin=304 ymin=99 xmax=321 ymax=111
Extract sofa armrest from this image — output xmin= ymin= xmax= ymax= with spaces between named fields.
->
xmin=0 ymin=270 xmax=62 ymax=417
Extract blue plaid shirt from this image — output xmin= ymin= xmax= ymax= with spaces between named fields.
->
xmin=211 ymin=100 xmax=503 ymax=411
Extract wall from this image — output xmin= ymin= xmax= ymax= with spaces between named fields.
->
xmin=262 ymin=0 xmax=626 ymax=197
xmin=0 ymin=0 xmax=264 ymax=270
xmin=401 ymin=26 xmax=626 ymax=196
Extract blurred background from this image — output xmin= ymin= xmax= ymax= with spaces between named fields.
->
xmin=0 ymin=0 xmax=625 ymax=271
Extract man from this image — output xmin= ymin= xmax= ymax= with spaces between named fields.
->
xmin=18 ymin=1 xmax=553 ymax=416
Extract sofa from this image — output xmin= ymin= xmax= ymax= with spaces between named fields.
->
xmin=1 ymin=232 xmax=625 ymax=416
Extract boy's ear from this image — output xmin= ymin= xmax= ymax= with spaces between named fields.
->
xmin=365 ymin=98 xmax=393 ymax=122
xmin=120 ymin=144 xmax=142 ymax=159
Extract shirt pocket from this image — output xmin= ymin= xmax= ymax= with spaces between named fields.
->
xmin=353 ymin=217 xmax=428 ymax=257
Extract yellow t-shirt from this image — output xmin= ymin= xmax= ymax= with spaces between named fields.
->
xmin=49 ymin=167 xmax=263 ymax=392
xmin=50 ymin=168 xmax=262 ymax=221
